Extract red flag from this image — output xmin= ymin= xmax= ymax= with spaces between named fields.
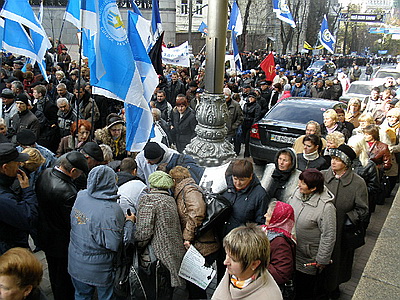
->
xmin=260 ymin=53 xmax=276 ymax=82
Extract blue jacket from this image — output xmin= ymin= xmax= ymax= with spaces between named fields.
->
xmin=68 ymin=165 xmax=126 ymax=286
xmin=0 ymin=173 xmax=38 ymax=254
xmin=291 ymin=84 xmax=308 ymax=97
xmin=221 ymin=175 xmax=268 ymax=237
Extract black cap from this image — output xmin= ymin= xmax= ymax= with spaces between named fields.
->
xmin=390 ymin=98 xmax=399 ymax=106
xmin=15 ymin=94 xmax=30 ymax=106
xmin=66 ymin=151 xmax=89 ymax=174
xmin=259 ymin=81 xmax=267 ymax=86
xmin=243 ymin=84 xmax=251 ymax=89
xmin=295 ymin=77 xmax=303 ymax=83
xmin=106 ymin=113 xmax=124 ymax=129
xmin=16 ymin=129 xmax=37 ymax=146
xmin=188 ymin=81 xmax=198 ymax=87
xmin=5 ymin=76 xmax=17 ymax=84
xmin=1 ymin=88 xmax=14 ymax=99
xmin=0 ymin=143 xmax=29 ymax=164
xmin=144 ymin=142 xmax=165 ymax=160
xmin=82 ymin=142 xmax=104 ymax=162
xmin=248 ymin=92 xmax=257 ymax=98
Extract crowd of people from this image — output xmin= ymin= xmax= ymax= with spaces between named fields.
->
xmin=0 ymin=41 xmax=399 ymax=300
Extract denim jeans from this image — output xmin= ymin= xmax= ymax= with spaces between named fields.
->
xmin=72 ymin=277 xmax=115 ymax=300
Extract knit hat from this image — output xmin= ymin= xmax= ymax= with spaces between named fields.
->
xmin=144 ymin=142 xmax=165 ymax=160
xmin=328 ymin=144 xmax=356 ymax=167
xmin=82 ymin=142 xmax=104 ymax=162
xmin=16 ymin=129 xmax=37 ymax=146
xmin=15 ymin=94 xmax=30 ymax=106
xmin=148 ymin=171 xmax=174 ymax=189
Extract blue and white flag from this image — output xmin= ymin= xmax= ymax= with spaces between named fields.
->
xmin=151 ymin=0 xmax=163 ymax=41
xmin=64 ymin=0 xmax=98 ymax=33
xmin=129 ymin=0 xmax=143 ymax=16
xmin=125 ymin=10 xmax=158 ymax=152
xmin=228 ymin=0 xmax=243 ymax=36
xmin=82 ymin=0 xmax=146 ymax=107
xmin=198 ymin=21 xmax=208 ymax=35
xmin=0 ymin=0 xmax=51 ymax=81
xmin=318 ymin=15 xmax=335 ymax=54
xmin=272 ymin=0 xmax=296 ymax=28
xmin=38 ymin=0 xmax=44 ymax=24
xmin=232 ymin=31 xmax=242 ymax=71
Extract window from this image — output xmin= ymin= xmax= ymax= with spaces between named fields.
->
xmin=181 ymin=0 xmax=189 ymax=15
xmin=195 ymin=0 xmax=204 ymax=15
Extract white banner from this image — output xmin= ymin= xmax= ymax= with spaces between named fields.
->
xmin=162 ymin=41 xmax=190 ymax=67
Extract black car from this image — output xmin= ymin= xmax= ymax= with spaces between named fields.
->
xmin=249 ymin=97 xmax=346 ymax=164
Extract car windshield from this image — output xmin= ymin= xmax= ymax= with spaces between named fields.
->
xmin=347 ymin=83 xmax=374 ymax=94
xmin=263 ymin=101 xmax=334 ymax=124
xmin=375 ymin=71 xmax=400 ymax=79
xmin=311 ymin=60 xmax=325 ymax=68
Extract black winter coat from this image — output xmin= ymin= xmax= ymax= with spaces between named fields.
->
xmin=171 ymin=107 xmax=197 ymax=153
xmin=36 ymin=168 xmax=78 ymax=257
xmin=242 ymin=101 xmax=261 ymax=130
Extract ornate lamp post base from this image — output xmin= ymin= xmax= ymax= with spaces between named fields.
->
xmin=185 ymin=92 xmax=236 ymax=167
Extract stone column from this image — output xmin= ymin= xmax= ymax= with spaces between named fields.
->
xmin=185 ymin=0 xmax=236 ymax=167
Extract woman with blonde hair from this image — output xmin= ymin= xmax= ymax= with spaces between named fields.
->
xmin=0 ymin=247 xmax=43 ymax=300
xmin=345 ymin=98 xmax=362 ymax=128
xmin=320 ymin=109 xmax=350 ymax=141
xmin=212 ymin=224 xmax=282 ymax=300
xmin=379 ymin=107 xmax=400 ymax=194
xmin=352 ymin=112 xmax=376 ymax=136
xmin=348 ymin=135 xmax=380 ymax=215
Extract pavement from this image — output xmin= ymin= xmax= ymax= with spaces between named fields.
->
xmin=33 ymin=158 xmax=397 ymax=299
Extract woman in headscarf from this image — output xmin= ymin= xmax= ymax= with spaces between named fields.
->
xmin=287 ymin=169 xmax=337 ymax=300
xmin=135 ymin=171 xmax=185 ymax=299
xmin=260 ymin=201 xmax=296 ymax=295
xmin=261 ymin=148 xmax=300 ymax=202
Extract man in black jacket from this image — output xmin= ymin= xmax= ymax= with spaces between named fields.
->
xmin=165 ymin=72 xmax=186 ymax=107
xmin=12 ymin=93 xmax=40 ymax=138
xmin=0 ymin=143 xmax=35 ymax=254
xmin=36 ymin=152 xmax=88 ymax=300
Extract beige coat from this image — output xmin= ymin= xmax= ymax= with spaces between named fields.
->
xmin=212 ymin=270 xmax=283 ymax=300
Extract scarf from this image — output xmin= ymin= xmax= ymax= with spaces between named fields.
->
xmin=303 ymin=150 xmax=319 ymax=161
xmin=385 ymin=120 xmax=400 ymax=144
xmin=230 ymin=274 xmax=257 ymax=289
xmin=261 ymin=201 xmax=296 ymax=242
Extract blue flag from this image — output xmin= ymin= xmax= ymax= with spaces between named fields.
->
xmin=125 ymin=10 xmax=159 ymax=151
xmin=64 ymin=0 xmax=98 ymax=33
xmin=198 ymin=21 xmax=208 ymax=35
xmin=151 ymin=0 xmax=162 ymax=40
xmin=228 ymin=0 xmax=243 ymax=36
xmin=0 ymin=0 xmax=51 ymax=81
xmin=232 ymin=31 xmax=242 ymax=72
xmin=272 ymin=0 xmax=296 ymax=28
xmin=319 ymin=15 xmax=335 ymax=54
xmin=129 ymin=0 xmax=143 ymax=16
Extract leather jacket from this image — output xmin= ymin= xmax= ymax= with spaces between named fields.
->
xmin=368 ymin=141 xmax=392 ymax=171
xmin=36 ymin=167 xmax=78 ymax=257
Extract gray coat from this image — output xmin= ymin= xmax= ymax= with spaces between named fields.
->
xmin=287 ymin=187 xmax=336 ymax=275
xmin=68 ymin=166 xmax=126 ymax=286
xmin=322 ymin=167 xmax=369 ymax=291
xmin=135 ymin=189 xmax=185 ymax=287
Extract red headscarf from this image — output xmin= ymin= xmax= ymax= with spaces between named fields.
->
xmin=261 ymin=201 xmax=296 ymax=242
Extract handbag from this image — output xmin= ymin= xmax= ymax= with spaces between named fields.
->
xmin=195 ymin=192 xmax=232 ymax=238
xmin=342 ymin=220 xmax=366 ymax=250
xmin=280 ymin=280 xmax=295 ymax=300
xmin=114 ymin=242 xmax=135 ymax=298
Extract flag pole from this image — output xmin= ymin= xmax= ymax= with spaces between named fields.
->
xmin=74 ymin=29 xmax=84 ymax=150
